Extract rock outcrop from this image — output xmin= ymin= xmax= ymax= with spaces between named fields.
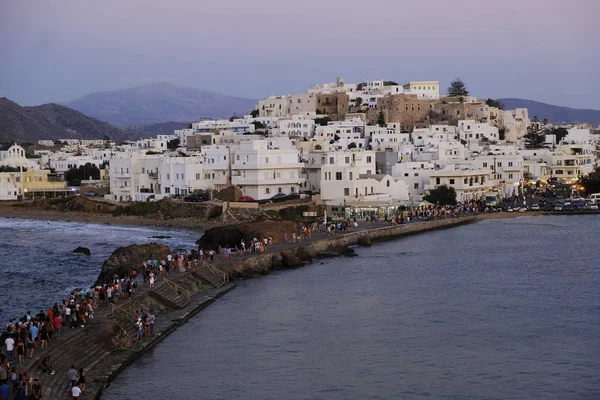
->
xmin=95 ymin=243 xmax=170 ymax=286
xmin=72 ymin=246 xmax=91 ymax=256
xmin=197 ymin=220 xmax=299 ymax=249
xmin=357 ymin=235 xmax=372 ymax=247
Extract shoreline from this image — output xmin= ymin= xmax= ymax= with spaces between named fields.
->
xmin=0 ymin=208 xmax=218 ymax=230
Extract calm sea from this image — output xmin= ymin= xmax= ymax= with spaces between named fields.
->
xmin=100 ymin=215 xmax=600 ymax=400
xmin=0 ymin=218 xmax=200 ymax=323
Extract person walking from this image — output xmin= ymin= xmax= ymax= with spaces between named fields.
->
xmin=76 ymin=368 xmax=86 ymax=393
xmin=4 ymin=335 xmax=14 ymax=365
xmin=71 ymin=383 xmax=82 ymax=400
xmin=67 ymin=365 xmax=78 ymax=387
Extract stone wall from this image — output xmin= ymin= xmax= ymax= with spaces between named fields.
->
xmin=224 ymin=216 xmax=481 ymax=279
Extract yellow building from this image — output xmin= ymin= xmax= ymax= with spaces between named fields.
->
xmin=23 ymin=169 xmax=72 ymax=199
xmin=402 ymin=81 xmax=440 ymax=96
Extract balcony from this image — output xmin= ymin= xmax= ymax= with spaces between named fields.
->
xmin=148 ymin=172 xmax=158 ymax=179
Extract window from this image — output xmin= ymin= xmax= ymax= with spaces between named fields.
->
xmin=329 ymin=157 xmax=334 ymax=164
xmin=386 ymin=180 xmax=390 ymax=187
xmin=344 ymin=188 xmax=350 ymax=196
xmin=367 ymin=156 xmax=372 ymax=163
xmin=196 ymin=173 xmax=200 ymax=180
xmin=414 ymin=183 xmax=419 ymax=189
xmin=345 ymin=157 xmax=350 ymax=164
xmin=165 ymin=187 xmax=170 ymax=193
xmin=265 ymin=188 xmax=271 ymax=194
xmin=349 ymin=172 xmax=353 ymax=180
xmin=336 ymin=172 xmax=342 ymax=180
xmin=508 ymin=162 xmax=513 ymax=167
xmin=436 ymin=177 xmax=440 ymax=185
xmin=483 ymin=162 xmax=487 ymax=168
xmin=167 ymin=174 xmax=170 ymax=180
xmin=278 ymin=187 xmax=282 ymax=193
xmin=265 ymin=157 xmax=269 ymax=163
xmin=449 ymin=179 xmax=455 ymax=184
xmin=508 ymin=173 xmax=514 ymax=179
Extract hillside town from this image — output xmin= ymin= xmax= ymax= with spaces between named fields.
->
xmin=1 ymin=78 xmax=599 ymax=216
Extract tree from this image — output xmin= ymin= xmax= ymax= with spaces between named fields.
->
xmin=229 ymin=115 xmax=241 ymax=122
xmin=347 ymin=142 xmax=357 ymax=149
xmin=543 ymin=118 xmax=548 ymax=125
xmin=0 ymin=165 xmax=26 ymax=172
xmin=377 ymin=111 xmax=386 ymax=127
xmin=498 ymin=128 xmax=506 ymax=141
xmin=423 ymin=184 xmax=457 ymax=206
xmin=485 ymin=98 xmax=504 ymax=109
xmin=314 ymin=117 xmax=331 ymax=126
xmin=446 ymin=78 xmax=469 ymax=97
xmin=355 ymin=97 xmax=363 ymax=107
xmin=251 ymin=121 xmax=265 ymax=130
xmin=545 ymin=127 xmax=568 ymax=143
xmin=250 ymin=109 xmax=259 ymax=118
xmin=65 ymin=168 xmax=80 ymax=186
xmin=167 ymin=138 xmax=180 ymax=150
xmin=580 ymin=167 xmax=600 ymax=195
xmin=524 ymin=131 xmax=546 ymax=149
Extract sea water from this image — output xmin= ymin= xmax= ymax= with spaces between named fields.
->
xmin=0 ymin=218 xmax=200 ymax=323
xmin=101 ymin=215 xmax=600 ymax=400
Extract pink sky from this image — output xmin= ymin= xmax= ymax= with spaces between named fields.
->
xmin=0 ymin=0 xmax=598 ymax=108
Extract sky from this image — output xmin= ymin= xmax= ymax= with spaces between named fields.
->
xmin=1 ymin=0 xmax=598 ymax=109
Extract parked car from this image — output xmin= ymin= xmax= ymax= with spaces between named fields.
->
xmin=239 ymin=196 xmax=255 ymax=202
xmin=506 ymin=207 xmax=513 ymax=212
xmin=519 ymin=207 xmax=527 ymax=213
xmin=184 ymin=194 xmax=208 ymax=202
xmin=271 ymin=193 xmax=289 ymax=202
xmin=531 ymin=204 xmax=540 ymax=211
xmin=555 ymin=204 xmax=563 ymax=211
xmin=287 ymin=192 xmax=300 ymax=200
xmin=83 ymin=190 xmax=97 ymax=196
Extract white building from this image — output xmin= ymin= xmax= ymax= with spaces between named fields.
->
xmin=392 ymin=162 xmax=435 ymax=201
xmin=0 ymin=144 xmax=39 ymax=170
xmin=277 ymin=115 xmax=315 ymax=138
xmin=457 ymin=120 xmax=499 ymax=142
xmin=427 ymin=165 xmax=493 ymax=202
xmin=231 ymin=139 xmax=304 ymax=200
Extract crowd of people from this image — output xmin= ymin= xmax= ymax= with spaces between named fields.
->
xmin=1 ymin=291 xmax=94 ymax=399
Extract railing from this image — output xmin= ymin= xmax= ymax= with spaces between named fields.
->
xmin=110 ymin=302 xmax=136 ymax=320
xmin=163 ymin=277 xmax=191 ymax=301
xmin=202 ymin=261 xmax=229 ymax=283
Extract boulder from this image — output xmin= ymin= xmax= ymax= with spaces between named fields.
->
xmin=271 ymin=254 xmax=284 ymax=269
xmin=72 ymin=246 xmax=91 ymax=256
xmin=357 ymin=235 xmax=372 ymax=247
xmin=296 ymin=246 xmax=312 ymax=262
xmin=95 ymin=243 xmax=171 ymax=286
xmin=281 ymin=250 xmax=303 ymax=268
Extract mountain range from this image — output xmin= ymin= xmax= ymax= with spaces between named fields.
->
xmin=0 ymin=97 xmax=125 ymax=142
xmin=498 ymin=98 xmax=600 ymax=126
xmin=65 ymin=82 xmax=257 ymax=127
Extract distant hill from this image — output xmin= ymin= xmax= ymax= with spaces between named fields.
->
xmin=65 ymin=82 xmax=258 ymax=127
xmin=498 ymin=98 xmax=600 ymax=126
xmin=0 ymin=98 xmax=126 ymax=142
